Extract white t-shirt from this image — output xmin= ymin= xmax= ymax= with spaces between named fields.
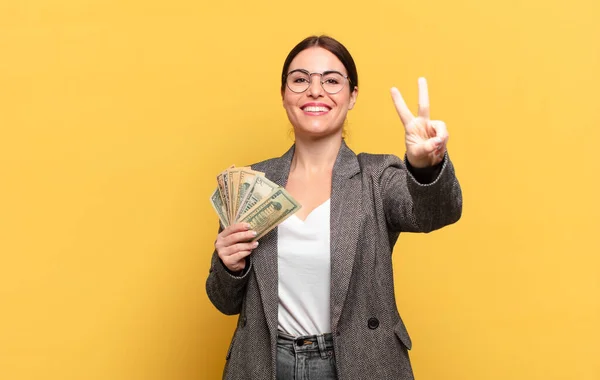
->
xmin=277 ymin=199 xmax=331 ymax=337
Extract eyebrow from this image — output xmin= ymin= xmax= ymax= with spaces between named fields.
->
xmin=288 ymin=68 xmax=347 ymax=76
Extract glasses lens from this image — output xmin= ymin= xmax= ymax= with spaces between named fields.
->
xmin=286 ymin=71 xmax=311 ymax=93
xmin=322 ymin=72 xmax=346 ymax=94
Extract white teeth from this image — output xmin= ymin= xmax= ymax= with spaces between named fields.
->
xmin=303 ymin=106 xmax=329 ymax=112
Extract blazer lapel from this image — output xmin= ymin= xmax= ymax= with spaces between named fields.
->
xmin=329 ymin=140 xmax=362 ymax=333
xmin=251 ymin=145 xmax=295 ymax=338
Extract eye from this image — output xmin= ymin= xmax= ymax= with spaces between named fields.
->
xmin=323 ymin=73 xmax=344 ymax=85
xmin=294 ymin=77 xmax=309 ymax=83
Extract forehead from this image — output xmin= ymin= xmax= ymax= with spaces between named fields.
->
xmin=288 ymin=47 xmax=347 ymax=74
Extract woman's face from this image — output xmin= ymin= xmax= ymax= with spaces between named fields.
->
xmin=282 ymin=47 xmax=358 ymax=139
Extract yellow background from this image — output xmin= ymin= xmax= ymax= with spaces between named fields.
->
xmin=1 ymin=0 xmax=599 ymax=379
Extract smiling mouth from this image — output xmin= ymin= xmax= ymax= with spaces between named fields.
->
xmin=301 ymin=106 xmax=331 ymax=114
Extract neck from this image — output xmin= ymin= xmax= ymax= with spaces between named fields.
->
xmin=290 ymin=134 xmax=342 ymax=174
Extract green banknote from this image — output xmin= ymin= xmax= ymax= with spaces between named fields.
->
xmin=237 ymin=187 xmax=301 ymax=241
xmin=236 ymin=175 xmax=279 ymax=221
xmin=210 ymin=188 xmax=229 ymax=227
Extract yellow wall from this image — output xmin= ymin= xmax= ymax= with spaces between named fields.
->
xmin=1 ymin=0 xmax=598 ymax=379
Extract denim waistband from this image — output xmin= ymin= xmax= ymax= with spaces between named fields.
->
xmin=277 ymin=330 xmax=334 ymax=355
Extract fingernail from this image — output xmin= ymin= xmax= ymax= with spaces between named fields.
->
xmin=253 ymin=241 xmax=259 ymax=247
xmin=245 ymin=223 xmax=251 ymax=230
xmin=434 ymin=137 xmax=442 ymax=145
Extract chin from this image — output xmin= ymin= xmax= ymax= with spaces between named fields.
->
xmin=295 ymin=125 xmax=342 ymax=139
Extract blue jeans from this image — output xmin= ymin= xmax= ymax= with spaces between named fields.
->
xmin=276 ymin=330 xmax=338 ymax=380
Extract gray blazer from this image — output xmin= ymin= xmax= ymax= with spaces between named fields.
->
xmin=206 ymin=141 xmax=462 ymax=380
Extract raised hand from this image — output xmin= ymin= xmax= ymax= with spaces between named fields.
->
xmin=390 ymin=78 xmax=448 ymax=168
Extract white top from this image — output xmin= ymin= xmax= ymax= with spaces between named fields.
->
xmin=277 ymin=199 xmax=331 ymax=337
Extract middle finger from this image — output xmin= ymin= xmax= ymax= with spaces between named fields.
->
xmin=225 ymin=229 xmax=257 ymax=246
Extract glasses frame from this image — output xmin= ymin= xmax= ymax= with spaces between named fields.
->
xmin=285 ymin=69 xmax=351 ymax=95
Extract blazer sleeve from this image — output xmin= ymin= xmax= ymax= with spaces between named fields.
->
xmin=381 ymin=152 xmax=462 ymax=233
xmin=205 ymin=227 xmax=253 ymax=315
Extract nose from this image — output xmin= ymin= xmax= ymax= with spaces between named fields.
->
xmin=306 ymin=74 xmax=324 ymax=98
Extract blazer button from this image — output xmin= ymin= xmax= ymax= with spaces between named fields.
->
xmin=241 ymin=317 xmax=247 ymax=327
xmin=367 ymin=317 xmax=379 ymax=330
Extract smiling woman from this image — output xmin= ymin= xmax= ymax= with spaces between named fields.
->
xmin=205 ymin=35 xmax=463 ymax=380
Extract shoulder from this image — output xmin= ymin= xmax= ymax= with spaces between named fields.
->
xmin=248 ymin=156 xmax=280 ymax=172
xmin=246 ymin=145 xmax=294 ymax=174
xmin=356 ymin=152 xmax=406 ymax=177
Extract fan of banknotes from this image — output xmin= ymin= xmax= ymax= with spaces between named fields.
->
xmin=210 ymin=166 xmax=302 ymax=241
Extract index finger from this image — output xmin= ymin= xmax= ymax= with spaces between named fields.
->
xmin=418 ymin=77 xmax=430 ymax=119
xmin=390 ymin=87 xmax=414 ymax=127
xmin=221 ymin=222 xmax=251 ymax=237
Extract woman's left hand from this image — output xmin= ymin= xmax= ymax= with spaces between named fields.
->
xmin=390 ymin=77 xmax=448 ymax=168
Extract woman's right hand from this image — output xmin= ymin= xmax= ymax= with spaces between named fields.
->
xmin=214 ymin=223 xmax=259 ymax=274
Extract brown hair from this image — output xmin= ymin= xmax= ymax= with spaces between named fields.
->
xmin=281 ymin=35 xmax=358 ymax=94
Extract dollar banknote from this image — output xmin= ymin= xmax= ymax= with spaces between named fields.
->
xmin=236 ymin=169 xmax=264 ymax=218
xmin=216 ymin=171 xmax=230 ymax=220
xmin=209 ymin=166 xmax=301 ymax=236
xmin=210 ymin=188 xmax=228 ymax=227
xmin=227 ymin=168 xmax=238 ymax=222
xmin=235 ymin=175 xmax=279 ymax=221
xmin=237 ymin=187 xmax=301 ymax=240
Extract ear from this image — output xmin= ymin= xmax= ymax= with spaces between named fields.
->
xmin=348 ymin=86 xmax=358 ymax=110
xmin=281 ymin=89 xmax=286 ymax=105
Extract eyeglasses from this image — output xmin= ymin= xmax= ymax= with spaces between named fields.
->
xmin=285 ymin=69 xmax=350 ymax=95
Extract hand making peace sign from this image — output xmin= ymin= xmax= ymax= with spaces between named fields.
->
xmin=391 ymin=78 xmax=448 ymax=168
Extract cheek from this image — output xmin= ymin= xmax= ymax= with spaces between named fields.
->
xmin=282 ymin=93 xmax=299 ymax=109
xmin=332 ymin=95 xmax=352 ymax=112
xmin=283 ymin=101 xmax=297 ymax=117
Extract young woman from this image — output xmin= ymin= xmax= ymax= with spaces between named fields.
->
xmin=206 ymin=35 xmax=462 ymax=380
